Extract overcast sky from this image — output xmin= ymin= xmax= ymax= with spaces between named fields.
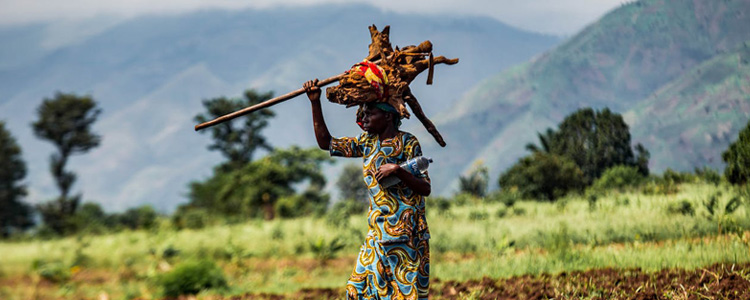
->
xmin=0 ymin=0 xmax=625 ymax=35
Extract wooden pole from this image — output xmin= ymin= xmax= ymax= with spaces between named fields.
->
xmin=194 ymin=74 xmax=344 ymax=131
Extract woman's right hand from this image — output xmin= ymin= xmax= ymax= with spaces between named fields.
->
xmin=304 ymin=79 xmax=321 ymax=102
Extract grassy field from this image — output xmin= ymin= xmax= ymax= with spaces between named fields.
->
xmin=1 ymin=183 xmax=749 ymax=299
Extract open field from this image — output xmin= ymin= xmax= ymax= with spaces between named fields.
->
xmin=1 ymin=183 xmax=749 ymax=299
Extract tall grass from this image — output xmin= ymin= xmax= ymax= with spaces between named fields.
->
xmin=0 ymin=183 xmax=748 ymax=299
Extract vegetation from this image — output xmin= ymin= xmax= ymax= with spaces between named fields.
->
xmin=723 ymin=120 xmax=750 ymax=185
xmin=458 ymin=162 xmax=489 ymax=197
xmin=1 ymin=182 xmax=749 ymax=299
xmin=194 ymin=90 xmax=275 ymax=171
xmin=499 ymin=152 xmax=585 ymax=201
xmin=32 ymin=92 xmax=102 ymax=235
xmin=0 ymin=121 xmax=33 ymax=238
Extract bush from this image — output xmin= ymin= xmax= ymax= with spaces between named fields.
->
xmin=32 ymin=259 xmax=70 ymax=283
xmin=172 ymin=207 xmax=211 ymax=230
xmin=427 ymin=196 xmax=451 ymax=214
xmin=694 ymin=167 xmax=722 ymax=185
xmin=722 ymin=120 xmax=750 ymax=185
xmin=499 ymin=152 xmax=585 ymax=201
xmin=458 ymin=162 xmax=489 ymax=197
xmin=157 ymin=259 xmax=227 ymax=297
xmin=666 ymin=200 xmax=695 ymax=216
xmin=590 ymin=165 xmax=645 ymax=191
xmin=326 ymin=199 xmax=367 ymax=228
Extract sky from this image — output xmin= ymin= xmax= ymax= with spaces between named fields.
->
xmin=0 ymin=0 xmax=626 ymax=35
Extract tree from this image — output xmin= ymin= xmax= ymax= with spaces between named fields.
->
xmin=526 ymin=108 xmax=649 ymax=184
xmin=32 ymin=92 xmax=101 ymax=235
xmin=458 ymin=161 xmax=489 ymax=197
xmin=0 ymin=121 xmax=34 ymax=237
xmin=499 ymin=152 xmax=585 ymax=201
xmin=194 ymin=90 xmax=275 ymax=171
xmin=336 ymin=163 xmax=368 ymax=201
xmin=723 ymin=120 xmax=750 ymax=185
xmin=187 ymin=146 xmax=333 ymax=220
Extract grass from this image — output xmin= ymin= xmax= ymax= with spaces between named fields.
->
xmin=0 ymin=182 xmax=749 ymax=299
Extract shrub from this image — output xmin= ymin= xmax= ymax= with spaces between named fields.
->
xmin=694 ymin=167 xmax=721 ymax=185
xmin=326 ymin=199 xmax=367 ymax=228
xmin=722 ymin=120 xmax=750 ymax=185
xmin=157 ymin=259 xmax=227 ymax=297
xmin=427 ymin=196 xmax=452 ymax=214
xmin=666 ymin=200 xmax=695 ymax=216
xmin=499 ymin=152 xmax=585 ymax=201
xmin=468 ymin=210 xmax=489 ymax=221
xmin=171 ymin=208 xmax=211 ymax=230
xmin=590 ymin=165 xmax=645 ymax=191
xmin=458 ymin=162 xmax=489 ymax=197
xmin=31 ymin=259 xmax=70 ymax=283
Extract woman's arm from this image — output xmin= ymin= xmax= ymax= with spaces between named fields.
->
xmin=375 ymin=164 xmax=431 ymax=196
xmin=304 ymin=79 xmax=331 ymax=150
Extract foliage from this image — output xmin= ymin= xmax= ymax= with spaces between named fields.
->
xmin=694 ymin=166 xmax=722 ymax=185
xmin=336 ymin=163 xmax=368 ymax=202
xmin=0 ymin=121 xmax=33 ymax=237
xmin=458 ymin=161 xmax=489 ymax=197
xmin=72 ymin=202 xmax=111 ymax=234
xmin=113 ymin=205 xmax=158 ymax=230
xmin=722 ymin=120 xmax=750 ymax=185
xmin=499 ymin=152 xmax=585 ymax=201
xmin=194 ymin=90 xmax=275 ymax=171
xmin=590 ymin=165 xmax=645 ymax=192
xmin=187 ymin=146 xmax=333 ymax=220
xmin=32 ymin=92 xmax=102 ymax=235
xmin=171 ymin=207 xmax=211 ymax=230
xmin=308 ymin=236 xmax=346 ymax=263
xmin=31 ymin=259 xmax=71 ymax=283
xmin=157 ymin=259 xmax=227 ymax=297
xmin=326 ymin=199 xmax=367 ymax=228
xmin=666 ymin=199 xmax=695 ymax=216
xmin=534 ymin=108 xmax=649 ymax=184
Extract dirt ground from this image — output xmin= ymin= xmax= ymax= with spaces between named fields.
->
xmin=202 ymin=262 xmax=750 ymax=300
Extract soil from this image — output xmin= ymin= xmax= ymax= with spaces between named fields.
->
xmin=205 ymin=262 xmax=750 ymax=300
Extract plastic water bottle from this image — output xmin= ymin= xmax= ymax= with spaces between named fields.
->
xmin=380 ymin=156 xmax=433 ymax=188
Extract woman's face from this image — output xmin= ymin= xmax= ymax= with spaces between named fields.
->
xmin=361 ymin=106 xmax=391 ymax=134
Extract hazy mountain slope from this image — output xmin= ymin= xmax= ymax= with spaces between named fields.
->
xmin=0 ymin=4 xmax=559 ymax=211
xmin=625 ymin=43 xmax=750 ymax=172
xmin=425 ymin=0 xmax=750 ymax=194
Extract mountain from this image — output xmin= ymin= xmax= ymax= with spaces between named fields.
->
xmin=426 ymin=0 xmax=750 ymax=194
xmin=0 ymin=4 xmax=560 ymax=211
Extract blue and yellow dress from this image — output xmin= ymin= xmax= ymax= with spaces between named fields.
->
xmin=330 ymin=131 xmax=430 ymax=300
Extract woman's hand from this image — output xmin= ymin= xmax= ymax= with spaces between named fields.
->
xmin=375 ymin=163 xmax=401 ymax=182
xmin=304 ymin=79 xmax=321 ymax=102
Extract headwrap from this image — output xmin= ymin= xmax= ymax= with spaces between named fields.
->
xmin=352 ymin=60 xmax=389 ymax=100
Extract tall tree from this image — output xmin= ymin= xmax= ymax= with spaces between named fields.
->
xmin=32 ymin=92 xmax=101 ymax=235
xmin=722 ymin=120 xmax=750 ymax=185
xmin=0 ymin=121 xmax=34 ymax=237
xmin=194 ymin=90 xmax=275 ymax=171
xmin=527 ymin=107 xmax=649 ymax=184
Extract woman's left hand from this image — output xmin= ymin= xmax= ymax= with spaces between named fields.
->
xmin=375 ymin=163 xmax=401 ymax=182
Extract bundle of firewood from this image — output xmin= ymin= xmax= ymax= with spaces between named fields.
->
xmin=195 ymin=25 xmax=457 ymax=146
xmin=325 ymin=25 xmax=458 ymax=146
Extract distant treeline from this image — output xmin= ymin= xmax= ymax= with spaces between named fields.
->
xmin=2 ymin=90 xmax=750 ymax=238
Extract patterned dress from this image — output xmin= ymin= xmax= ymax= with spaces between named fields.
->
xmin=330 ymin=131 xmax=430 ymax=300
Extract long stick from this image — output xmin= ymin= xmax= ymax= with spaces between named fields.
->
xmin=194 ymin=74 xmax=344 ymax=131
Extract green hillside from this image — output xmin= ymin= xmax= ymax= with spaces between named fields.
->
xmin=625 ymin=42 xmax=750 ymax=171
xmin=423 ymin=0 xmax=750 ymax=194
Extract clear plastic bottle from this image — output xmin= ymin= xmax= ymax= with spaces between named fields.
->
xmin=380 ymin=156 xmax=433 ymax=188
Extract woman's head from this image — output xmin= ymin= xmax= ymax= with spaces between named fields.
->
xmin=358 ymin=103 xmax=401 ymax=134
